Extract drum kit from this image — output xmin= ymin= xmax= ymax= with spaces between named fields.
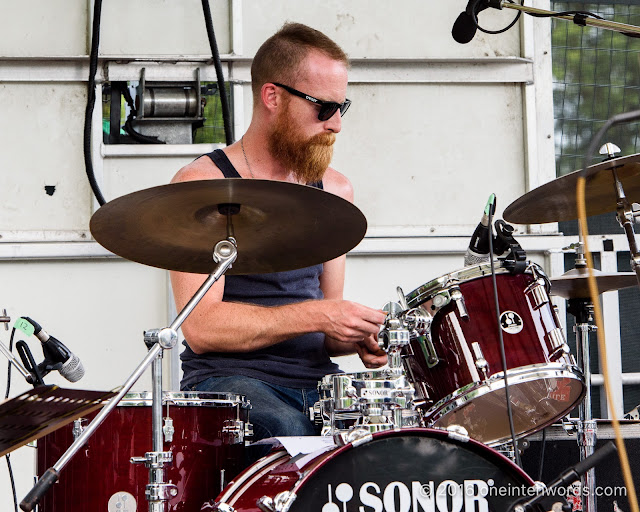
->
xmin=5 ymin=149 xmax=640 ymax=512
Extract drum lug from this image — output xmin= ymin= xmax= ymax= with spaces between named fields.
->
xmin=257 ymin=491 xmax=297 ymax=512
xmin=162 ymin=416 xmax=174 ymax=443
xmin=222 ymin=419 xmax=252 ymax=445
xmin=417 ymin=333 xmax=439 ymax=368
xmin=450 ymin=288 xmax=469 ymax=319
xmin=547 ymin=327 xmax=568 ymax=353
xmin=526 ymin=279 xmax=550 ymax=309
xmin=471 ymin=342 xmax=490 ymax=379
xmin=72 ymin=418 xmax=88 ymax=441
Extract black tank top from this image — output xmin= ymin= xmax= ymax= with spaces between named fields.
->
xmin=180 ymin=149 xmax=340 ymax=389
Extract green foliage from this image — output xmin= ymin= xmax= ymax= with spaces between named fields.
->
xmin=552 ymin=1 xmax=640 ymax=176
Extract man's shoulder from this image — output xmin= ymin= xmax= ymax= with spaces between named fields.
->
xmin=171 ymin=153 xmax=225 ymax=184
xmin=322 ymin=167 xmax=354 ymax=202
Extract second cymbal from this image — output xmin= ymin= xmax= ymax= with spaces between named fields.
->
xmin=550 ymin=267 xmax=638 ymax=299
xmin=504 ymin=154 xmax=640 ymax=224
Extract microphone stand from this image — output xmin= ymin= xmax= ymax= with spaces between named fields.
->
xmin=20 ymin=238 xmax=238 ymax=512
xmin=488 ymin=1 xmax=640 ymax=37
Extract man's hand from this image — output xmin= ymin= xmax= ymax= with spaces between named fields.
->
xmin=355 ymin=333 xmax=388 ymax=368
xmin=318 ymin=300 xmax=386 ymax=343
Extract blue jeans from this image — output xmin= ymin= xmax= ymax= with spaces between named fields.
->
xmin=192 ymin=375 xmax=320 ymax=441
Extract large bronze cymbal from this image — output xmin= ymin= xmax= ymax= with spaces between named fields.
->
xmin=550 ymin=267 xmax=638 ymax=299
xmin=504 ymin=154 xmax=640 ymax=224
xmin=90 ymin=179 xmax=367 ymax=275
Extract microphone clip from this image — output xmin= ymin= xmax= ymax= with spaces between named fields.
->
xmin=494 ymin=220 xmax=527 ymax=273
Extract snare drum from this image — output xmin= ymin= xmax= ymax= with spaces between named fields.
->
xmin=37 ymin=391 xmax=251 ymax=512
xmin=402 ymin=262 xmax=585 ymax=445
xmin=206 ymin=428 xmax=539 ymax=512
xmin=314 ymin=370 xmax=420 ymax=435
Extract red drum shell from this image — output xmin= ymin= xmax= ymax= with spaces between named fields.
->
xmin=209 ymin=428 xmax=535 ymax=512
xmin=402 ymin=264 xmax=585 ymax=445
xmin=37 ymin=391 xmax=249 ymax=512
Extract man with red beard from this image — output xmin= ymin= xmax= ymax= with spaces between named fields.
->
xmin=170 ymin=23 xmax=387 ymax=443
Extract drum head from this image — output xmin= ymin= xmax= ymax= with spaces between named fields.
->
xmin=215 ymin=429 xmax=537 ymax=512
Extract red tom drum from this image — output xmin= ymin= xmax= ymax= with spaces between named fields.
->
xmin=37 ymin=391 xmax=251 ymax=512
xmin=402 ymin=262 xmax=585 ymax=446
xmin=205 ymin=428 xmax=540 ymax=512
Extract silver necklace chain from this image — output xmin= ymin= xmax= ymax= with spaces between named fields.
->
xmin=240 ymin=136 xmax=255 ymax=179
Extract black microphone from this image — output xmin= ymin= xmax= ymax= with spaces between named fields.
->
xmin=452 ymin=0 xmax=490 ymax=44
xmin=464 ymin=194 xmax=497 ymax=266
xmin=23 ymin=317 xmax=85 ymax=382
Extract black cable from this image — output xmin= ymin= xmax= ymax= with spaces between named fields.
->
xmin=474 ymin=0 xmax=522 ymax=36
xmin=7 ymin=454 xmax=18 ymax=512
xmin=538 ymin=427 xmax=546 ymax=481
xmin=84 ymin=0 xmax=107 ymax=206
xmin=201 ymin=0 xmax=234 ymax=146
xmin=488 ymin=210 xmax=522 ymax=467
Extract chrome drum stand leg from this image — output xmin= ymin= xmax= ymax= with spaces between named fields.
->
xmin=569 ymin=298 xmax=598 ymax=512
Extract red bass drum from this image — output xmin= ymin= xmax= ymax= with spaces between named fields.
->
xmin=206 ymin=428 xmax=544 ymax=512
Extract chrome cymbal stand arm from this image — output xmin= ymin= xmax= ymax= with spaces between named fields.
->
xmin=136 ymin=239 xmax=237 ymax=512
xmin=20 ymin=239 xmax=237 ymax=512
xmin=611 ymin=168 xmax=640 ymax=286
xmin=568 ymin=298 xmax=598 ymax=512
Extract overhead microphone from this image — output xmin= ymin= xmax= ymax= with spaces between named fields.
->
xmin=464 ymin=194 xmax=497 ymax=267
xmin=452 ymin=0 xmax=491 ymax=44
xmin=23 ymin=317 xmax=85 ymax=383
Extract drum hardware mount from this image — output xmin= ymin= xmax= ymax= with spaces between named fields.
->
xmin=222 ymin=419 xmax=254 ymax=445
xmin=22 ymin=238 xmax=238 ymax=512
xmin=566 ymin=296 xmax=599 ymax=512
xmin=256 ymin=491 xmax=296 ymax=512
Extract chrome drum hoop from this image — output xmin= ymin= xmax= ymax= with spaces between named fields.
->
xmin=424 ymin=363 xmax=585 ymax=445
xmin=118 ymin=390 xmax=251 ymax=409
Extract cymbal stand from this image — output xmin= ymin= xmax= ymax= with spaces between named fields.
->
xmin=21 ymin=238 xmax=237 ymax=512
xmin=566 ymin=295 xmax=597 ymax=512
xmin=610 ymin=164 xmax=640 ymax=287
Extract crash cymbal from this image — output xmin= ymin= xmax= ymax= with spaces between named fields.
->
xmin=90 ymin=179 xmax=367 ymax=275
xmin=504 ymin=154 xmax=640 ymax=224
xmin=550 ymin=267 xmax=638 ymax=299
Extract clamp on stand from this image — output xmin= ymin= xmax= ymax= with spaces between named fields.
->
xmin=21 ymin=236 xmax=238 ymax=512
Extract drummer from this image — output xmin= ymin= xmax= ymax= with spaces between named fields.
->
xmin=170 ymin=22 xmax=387 ymax=443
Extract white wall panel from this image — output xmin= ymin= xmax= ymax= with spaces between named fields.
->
xmin=0 ymin=83 xmax=91 ymax=231
xmin=242 ymin=1 xmax=521 ymax=59
xmin=101 ymin=0 xmax=231 ymax=56
xmin=0 ymin=0 xmax=88 ymax=56
xmin=332 ymin=82 xmax=526 ymax=229
xmin=102 ymin=155 xmax=204 ymax=200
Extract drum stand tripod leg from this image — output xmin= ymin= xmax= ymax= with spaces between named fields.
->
xmin=571 ymin=299 xmax=598 ymax=512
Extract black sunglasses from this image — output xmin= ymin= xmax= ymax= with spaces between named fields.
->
xmin=272 ymin=82 xmax=351 ymax=121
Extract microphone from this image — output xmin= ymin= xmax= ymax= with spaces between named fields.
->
xmin=23 ymin=317 xmax=85 ymax=382
xmin=464 ymin=194 xmax=497 ymax=266
xmin=452 ymin=0 xmax=491 ymax=44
